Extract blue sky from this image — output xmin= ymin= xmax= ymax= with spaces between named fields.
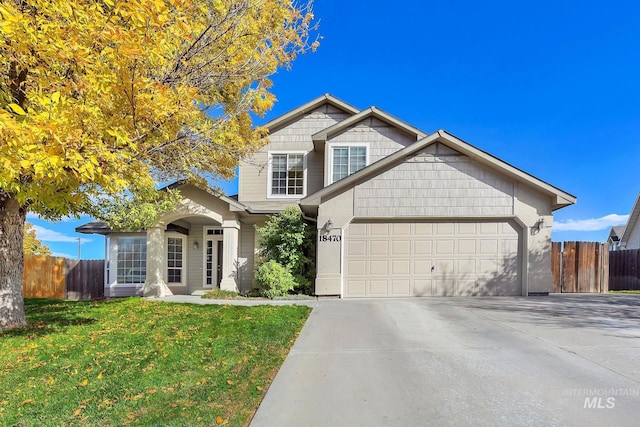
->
xmin=30 ymin=0 xmax=640 ymax=259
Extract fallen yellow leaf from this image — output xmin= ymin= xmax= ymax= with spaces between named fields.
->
xmin=216 ymin=416 xmax=224 ymax=424
xmin=21 ymin=399 xmax=35 ymax=405
xmin=256 ymin=386 xmax=263 ymax=391
xmin=226 ymin=379 xmax=233 ymax=385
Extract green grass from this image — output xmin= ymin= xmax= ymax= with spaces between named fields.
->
xmin=609 ymin=290 xmax=640 ymax=294
xmin=0 ymin=298 xmax=311 ymax=426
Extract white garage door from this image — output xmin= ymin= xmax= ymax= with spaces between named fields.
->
xmin=344 ymin=221 xmax=522 ymax=297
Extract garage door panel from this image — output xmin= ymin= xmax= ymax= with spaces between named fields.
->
xmin=369 ymin=240 xmax=389 ymax=256
xmin=347 ymin=223 xmax=367 ymax=236
xmin=414 ymin=240 xmax=433 ymax=255
xmin=436 ymin=223 xmax=455 ymax=235
xmin=479 ymin=222 xmax=498 ymax=234
xmin=433 ymin=279 xmax=455 ymax=296
xmin=346 ymin=260 xmax=366 ymax=276
xmin=414 ymin=279 xmax=432 ymax=296
xmin=370 ymin=223 xmax=390 ymax=235
xmin=392 ymin=240 xmax=411 ymax=255
xmin=346 ymin=279 xmax=366 ymax=296
xmin=480 ymin=239 xmax=499 ymax=254
xmin=458 ymin=223 xmax=477 ymax=234
xmin=458 ymin=240 xmax=476 ymax=254
xmin=393 ymin=223 xmax=411 ymax=235
xmin=457 ymin=259 xmax=476 ymax=274
xmin=343 ymin=221 xmax=522 ymax=297
xmin=347 ymin=240 xmax=367 ymax=256
xmin=457 ymin=279 xmax=477 ymax=296
xmin=414 ymin=260 xmax=432 ymax=274
xmin=369 ymin=280 xmax=389 ymax=295
xmin=414 ymin=223 xmax=433 ymax=235
xmin=391 ymin=280 xmax=411 ymax=295
xmin=435 ymin=259 xmax=454 ymax=273
xmin=392 ymin=260 xmax=410 ymax=275
xmin=436 ymin=240 xmax=455 ymax=255
xmin=370 ymin=260 xmax=388 ymax=275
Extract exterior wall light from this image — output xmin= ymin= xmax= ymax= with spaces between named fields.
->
xmin=322 ymin=219 xmax=334 ymax=235
xmin=531 ymin=218 xmax=545 ymax=235
xmin=193 ymin=241 xmax=199 ymax=250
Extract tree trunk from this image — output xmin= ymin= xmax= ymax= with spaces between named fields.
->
xmin=0 ymin=193 xmax=27 ymax=329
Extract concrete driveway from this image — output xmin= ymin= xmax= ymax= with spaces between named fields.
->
xmin=250 ymin=295 xmax=640 ymax=426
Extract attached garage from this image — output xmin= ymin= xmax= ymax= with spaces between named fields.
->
xmin=303 ymin=130 xmax=576 ymax=298
xmin=343 ymin=220 xmax=522 ymax=297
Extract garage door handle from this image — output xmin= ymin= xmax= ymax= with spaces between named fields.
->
xmin=431 ymin=266 xmax=435 ymax=272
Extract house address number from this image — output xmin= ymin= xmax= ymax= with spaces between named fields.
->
xmin=318 ymin=235 xmax=342 ymax=242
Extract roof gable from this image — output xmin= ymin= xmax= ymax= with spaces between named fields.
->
xmin=261 ymin=94 xmax=360 ymax=133
xmin=311 ymin=106 xmax=427 ymax=151
xmin=621 ymin=192 xmax=640 ymax=244
xmin=301 ymin=130 xmax=576 ymax=211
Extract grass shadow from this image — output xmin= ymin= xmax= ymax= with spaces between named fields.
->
xmin=0 ymin=298 xmax=128 ymax=338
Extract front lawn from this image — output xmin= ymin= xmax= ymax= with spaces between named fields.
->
xmin=0 ymin=298 xmax=311 ymax=426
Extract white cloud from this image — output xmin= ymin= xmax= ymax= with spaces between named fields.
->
xmin=553 ymin=214 xmax=629 ymax=232
xmin=31 ymin=225 xmax=91 ymax=244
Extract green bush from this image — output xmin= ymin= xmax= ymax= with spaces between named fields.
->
xmin=256 ymin=206 xmax=315 ymax=294
xmin=255 ymin=260 xmax=297 ymax=299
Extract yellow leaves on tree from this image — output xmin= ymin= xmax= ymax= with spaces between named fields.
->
xmin=1 ymin=0 xmax=317 ymax=217
xmin=0 ymin=0 xmax=317 ymax=329
xmin=23 ymin=222 xmax=51 ymax=256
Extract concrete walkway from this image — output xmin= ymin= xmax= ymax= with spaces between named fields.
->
xmin=250 ymin=295 xmax=640 ymax=426
xmin=150 ymin=294 xmax=318 ymax=307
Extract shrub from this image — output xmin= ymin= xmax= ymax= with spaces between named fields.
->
xmin=256 ymin=206 xmax=315 ymax=294
xmin=255 ymin=260 xmax=297 ymax=299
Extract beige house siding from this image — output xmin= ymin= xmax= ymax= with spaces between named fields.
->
xmin=238 ymin=224 xmax=257 ymax=291
xmin=239 ymin=104 xmax=352 ymax=207
xmin=187 ymin=224 xmax=203 ymax=293
xmin=626 ymin=220 xmax=640 ymax=249
xmin=354 ymin=148 xmax=515 ymax=218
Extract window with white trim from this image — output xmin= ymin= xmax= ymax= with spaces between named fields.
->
xmin=167 ymin=237 xmax=183 ymax=283
xmin=331 ymin=146 xmax=367 ymax=183
xmin=117 ymin=237 xmax=146 ymax=284
xmin=269 ymin=153 xmax=305 ymax=197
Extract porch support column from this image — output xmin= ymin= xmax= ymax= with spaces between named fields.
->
xmin=143 ymin=226 xmax=172 ymax=297
xmin=220 ymin=219 xmax=240 ymax=292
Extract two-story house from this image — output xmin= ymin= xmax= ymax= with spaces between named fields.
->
xmin=77 ymin=94 xmax=576 ymax=298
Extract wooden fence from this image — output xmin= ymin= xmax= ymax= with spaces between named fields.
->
xmin=23 ymin=255 xmax=105 ymax=300
xmin=609 ymin=249 xmax=640 ymax=291
xmin=551 ymin=242 xmax=609 ymax=293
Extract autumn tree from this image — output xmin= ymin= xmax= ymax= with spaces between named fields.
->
xmin=0 ymin=0 xmax=317 ymax=328
xmin=23 ymin=222 xmax=51 ymax=256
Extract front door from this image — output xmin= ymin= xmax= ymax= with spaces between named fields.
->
xmin=204 ymin=229 xmax=224 ymax=288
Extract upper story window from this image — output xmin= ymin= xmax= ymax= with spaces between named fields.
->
xmin=331 ymin=145 xmax=367 ymax=183
xmin=269 ymin=152 xmax=306 ymax=197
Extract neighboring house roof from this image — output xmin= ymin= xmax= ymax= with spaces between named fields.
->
xmin=301 ymin=129 xmax=576 ymax=212
xmin=76 ymin=221 xmax=114 ymax=235
xmin=620 ymin=192 xmax=640 ymax=245
xmin=261 ymin=93 xmax=360 ymax=132
xmin=311 ymin=106 xmax=428 ymax=151
xmin=608 ymin=226 xmax=626 ymax=242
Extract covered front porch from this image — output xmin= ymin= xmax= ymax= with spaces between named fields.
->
xmin=142 ymin=185 xmax=253 ymax=297
xmin=142 ymin=214 xmax=242 ymax=297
